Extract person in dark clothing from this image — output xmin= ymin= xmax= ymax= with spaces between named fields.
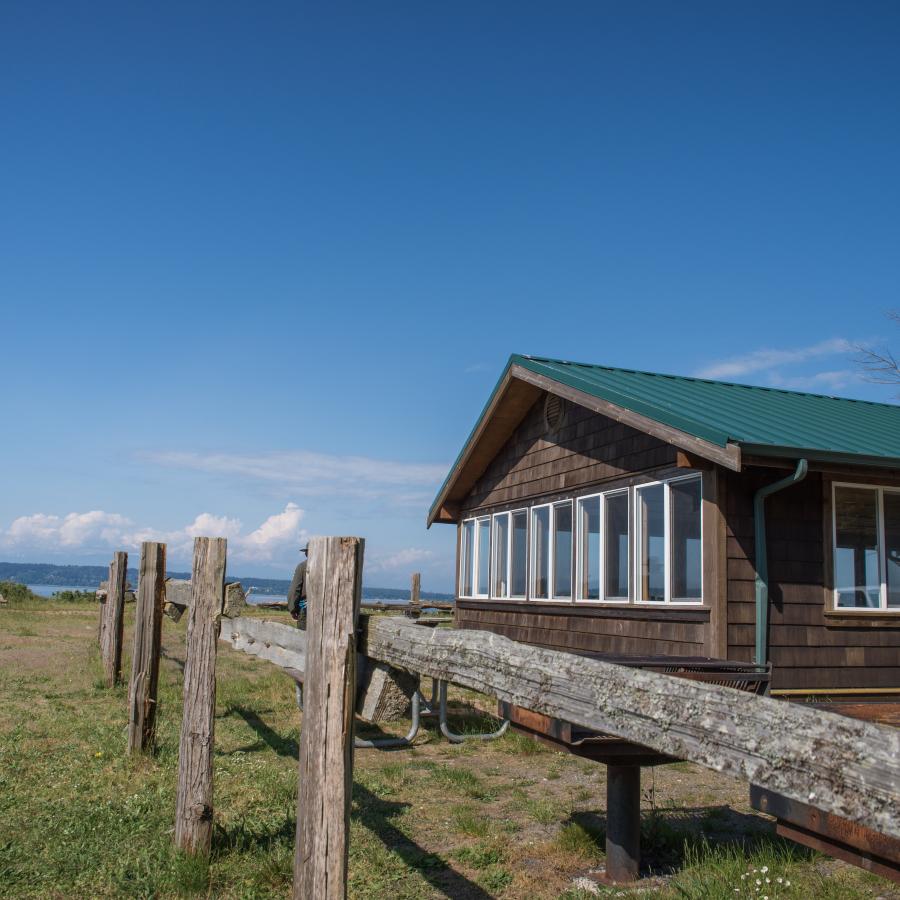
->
xmin=288 ymin=546 xmax=308 ymax=710
xmin=287 ymin=545 xmax=308 ymax=630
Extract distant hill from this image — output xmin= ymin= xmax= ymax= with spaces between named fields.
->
xmin=0 ymin=561 xmax=455 ymax=602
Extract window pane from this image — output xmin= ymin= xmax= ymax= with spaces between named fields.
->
xmin=578 ymin=497 xmax=601 ymax=600
xmin=886 ymin=493 xmax=900 ymax=609
xmin=553 ymin=502 xmax=573 ymax=598
xmin=638 ymin=484 xmax=665 ymax=602
xmin=510 ymin=511 xmax=528 ymax=598
xmin=671 ymin=478 xmax=702 ymax=601
xmin=834 ymin=487 xmax=880 ymax=608
xmin=605 ymin=492 xmax=630 ymax=600
xmin=461 ymin=521 xmax=474 ymax=596
xmin=492 ymin=514 xmax=509 ymax=598
xmin=532 ymin=507 xmax=550 ymax=599
xmin=476 ymin=518 xmax=491 ymax=596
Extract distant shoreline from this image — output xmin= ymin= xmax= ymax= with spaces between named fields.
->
xmin=0 ymin=561 xmax=454 ymax=603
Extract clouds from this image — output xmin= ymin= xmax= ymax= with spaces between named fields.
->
xmin=7 ymin=511 xmax=132 ymax=548
xmin=694 ymin=338 xmax=862 ymax=393
xmin=1 ymin=504 xmax=307 ymax=567
xmin=367 ymin=546 xmax=434 ymax=573
xmin=140 ymin=450 xmax=447 ymax=506
xmin=695 ymin=338 xmax=854 ymax=381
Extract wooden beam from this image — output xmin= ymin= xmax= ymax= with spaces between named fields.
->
xmin=213 ymin=614 xmax=900 ymax=840
xmin=174 ymin=537 xmax=227 ymax=856
xmin=219 ymin=616 xmax=306 ymax=678
xmin=427 ymin=372 xmax=542 ymax=525
xmin=100 ymin=552 xmax=128 ymax=687
xmin=294 ymin=536 xmax=365 ymax=900
xmin=127 ymin=542 xmax=166 ymax=754
xmin=361 ymin=617 xmax=900 ymax=840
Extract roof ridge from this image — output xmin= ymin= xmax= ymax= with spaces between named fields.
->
xmin=517 ymin=354 xmax=899 ymax=410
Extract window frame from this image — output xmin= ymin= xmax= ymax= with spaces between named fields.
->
xmin=550 ymin=499 xmax=574 ymax=601
xmin=508 ymin=508 xmax=529 ymax=600
xmin=459 ymin=518 xmax=475 ymax=599
xmin=473 ymin=515 xmax=491 ymax=599
xmin=529 ymin=502 xmax=554 ymax=602
xmin=575 ymin=492 xmax=603 ymax=603
xmin=490 ymin=511 xmax=511 ymax=600
xmin=831 ymin=481 xmax=900 ymax=612
xmin=459 ymin=515 xmax=491 ymax=599
xmin=602 ymin=487 xmax=633 ymax=604
xmin=633 ymin=473 xmax=704 ymax=606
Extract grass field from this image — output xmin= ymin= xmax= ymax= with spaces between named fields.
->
xmin=0 ymin=588 xmax=896 ymax=899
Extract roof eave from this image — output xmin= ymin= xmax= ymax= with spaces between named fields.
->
xmin=426 ymin=356 xmax=744 ymax=527
xmin=739 ymin=444 xmax=900 ymax=470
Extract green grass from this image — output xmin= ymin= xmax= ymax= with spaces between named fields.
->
xmin=1 ymin=599 xmax=896 ymax=900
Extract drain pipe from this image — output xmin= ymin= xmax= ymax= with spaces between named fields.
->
xmin=754 ymin=459 xmax=808 ymax=667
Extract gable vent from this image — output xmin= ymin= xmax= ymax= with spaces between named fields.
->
xmin=544 ymin=393 xmax=564 ymax=432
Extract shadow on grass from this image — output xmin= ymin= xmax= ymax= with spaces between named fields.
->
xmin=224 ymin=705 xmax=299 ymax=757
xmin=566 ymin=805 xmax=814 ymax=876
xmin=353 ymin=783 xmax=493 ymax=899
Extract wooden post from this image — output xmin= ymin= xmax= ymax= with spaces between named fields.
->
xmin=174 ymin=537 xmax=227 ymax=855
xmin=127 ymin=542 xmax=166 ymax=754
xmin=100 ymin=552 xmax=128 ymax=687
xmin=411 ymin=571 xmax=421 ymax=607
xmin=294 ymin=536 xmax=365 ymax=900
xmin=605 ymin=764 xmax=641 ymax=883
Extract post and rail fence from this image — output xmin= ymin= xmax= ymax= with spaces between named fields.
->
xmin=94 ymin=536 xmax=900 ymax=896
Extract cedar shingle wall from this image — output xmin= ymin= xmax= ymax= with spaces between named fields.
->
xmin=724 ymin=469 xmax=900 ymax=690
xmin=455 ymin=605 xmax=707 ymax=656
xmin=462 ymin=396 xmax=676 ymax=512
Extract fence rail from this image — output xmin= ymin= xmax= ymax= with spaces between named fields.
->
xmin=97 ymin=538 xmax=900 ymax=895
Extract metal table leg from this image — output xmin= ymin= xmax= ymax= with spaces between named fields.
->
xmin=354 ymin=689 xmax=423 ymax=749
xmin=438 ymin=680 xmax=509 ymax=744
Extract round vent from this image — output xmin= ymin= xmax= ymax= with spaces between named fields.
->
xmin=544 ymin=394 xmax=564 ymax=432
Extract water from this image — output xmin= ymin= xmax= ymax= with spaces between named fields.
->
xmin=25 ymin=584 xmax=97 ymax=597
xmin=246 ymin=593 xmax=412 ymax=606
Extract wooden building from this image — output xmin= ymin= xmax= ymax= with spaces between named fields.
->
xmin=429 ymin=355 xmax=900 ymax=697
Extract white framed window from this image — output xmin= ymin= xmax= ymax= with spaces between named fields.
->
xmin=576 ymin=494 xmax=602 ymax=601
xmin=491 ymin=509 xmax=527 ymax=599
xmin=510 ymin=509 xmax=528 ymax=599
xmin=576 ymin=490 xmax=632 ymax=603
xmin=491 ymin=512 xmax=510 ymax=598
xmin=529 ymin=501 xmax=573 ymax=601
xmin=635 ymin=474 xmax=703 ymax=605
xmin=832 ymin=483 xmax=900 ymax=611
xmin=604 ymin=490 xmax=631 ymax=601
xmin=459 ymin=516 xmax=491 ymax=599
xmin=552 ymin=500 xmax=574 ymax=600
xmin=530 ymin=504 xmax=552 ymax=600
xmin=460 ymin=519 xmax=474 ymax=598
xmin=475 ymin=516 xmax=491 ymax=598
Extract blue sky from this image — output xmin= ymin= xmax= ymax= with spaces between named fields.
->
xmin=2 ymin=2 xmax=899 ymax=589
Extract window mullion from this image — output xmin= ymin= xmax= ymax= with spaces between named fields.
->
xmin=879 ymin=488 xmax=887 ymax=610
xmin=664 ymin=482 xmax=671 ymax=604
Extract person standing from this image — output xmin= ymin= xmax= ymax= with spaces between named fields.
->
xmin=287 ymin=545 xmax=308 ymax=629
xmin=287 ymin=545 xmax=308 ymax=709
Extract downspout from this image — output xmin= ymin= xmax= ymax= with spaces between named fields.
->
xmin=754 ymin=459 xmax=808 ymax=667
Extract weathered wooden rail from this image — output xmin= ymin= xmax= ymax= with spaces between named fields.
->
xmin=219 ymin=613 xmax=900 ymax=843
xmin=96 ymin=536 xmax=900 ymax=894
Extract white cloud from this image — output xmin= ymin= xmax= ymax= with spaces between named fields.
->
xmin=367 ymin=547 xmax=434 ymax=573
xmin=695 ymin=338 xmax=853 ymax=380
xmin=1 ymin=504 xmax=307 ymax=567
xmin=139 ymin=450 xmax=447 ymax=502
xmin=762 ymin=369 xmax=858 ymax=393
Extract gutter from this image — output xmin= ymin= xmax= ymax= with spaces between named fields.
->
xmin=754 ymin=459 xmax=808 ymax=667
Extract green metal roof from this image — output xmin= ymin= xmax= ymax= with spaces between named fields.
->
xmin=428 ymin=354 xmax=900 ymax=524
xmin=513 ymin=354 xmax=900 ymax=460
